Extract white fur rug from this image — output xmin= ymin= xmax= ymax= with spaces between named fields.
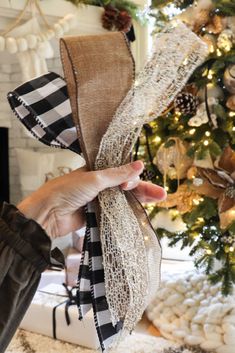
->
xmin=146 ymin=271 xmax=235 ymax=353
xmin=7 ymin=330 xmax=175 ymax=353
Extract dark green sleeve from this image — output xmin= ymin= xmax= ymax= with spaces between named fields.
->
xmin=0 ymin=203 xmax=62 ymax=352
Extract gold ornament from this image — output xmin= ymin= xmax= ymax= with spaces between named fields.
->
xmin=226 ymin=95 xmax=235 ymax=111
xmin=224 ymin=65 xmax=235 ymax=94
xmin=201 ymin=34 xmax=217 ymax=53
xmin=193 ymin=9 xmax=210 ymax=33
xmin=217 ymin=29 xmax=234 ymax=52
xmin=154 ymin=138 xmax=193 ymax=184
xmin=156 ymin=184 xmax=201 ymax=214
xmin=191 ymin=147 xmax=235 ymax=229
xmin=197 ymin=83 xmax=224 ymax=101
xmin=207 ymin=15 xmax=224 ymax=34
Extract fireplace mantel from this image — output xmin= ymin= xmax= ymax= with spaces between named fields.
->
xmin=0 ymin=0 xmax=149 ymax=71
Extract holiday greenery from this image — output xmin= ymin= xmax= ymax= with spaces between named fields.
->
xmin=66 ymin=0 xmax=140 ymax=31
xmin=137 ymin=0 xmax=235 ymax=295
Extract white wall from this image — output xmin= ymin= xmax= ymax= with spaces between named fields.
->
xmin=0 ymin=57 xmax=63 ymax=204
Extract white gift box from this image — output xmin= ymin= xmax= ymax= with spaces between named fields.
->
xmin=20 ymin=284 xmax=99 ymax=349
xmin=38 ymin=270 xmax=66 ymax=290
xmin=65 ymin=248 xmax=82 ymax=287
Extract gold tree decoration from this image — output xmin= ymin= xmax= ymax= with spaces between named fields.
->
xmin=137 ymin=0 xmax=235 ymax=295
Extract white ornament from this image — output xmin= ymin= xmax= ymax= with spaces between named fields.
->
xmin=0 ymin=36 xmax=5 ymax=51
xmin=6 ymin=37 xmax=17 ymax=54
xmin=197 ymin=83 xmax=224 ymax=101
xmin=17 ymin=37 xmax=28 ymax=52
xmin=188 ymin=98 xmax=218 ymax=127
xmin=26 ymin=34 xmax=38 ymax=49
xmin=151 ymin=209 xmax=187 ymax=232
xmin=64 ymin=13 xmax=76 ymax=29
xmin=54 ymin=23 xmax=64 ymax=38
xmin=59 ymin=19 xmax=70 ymax=32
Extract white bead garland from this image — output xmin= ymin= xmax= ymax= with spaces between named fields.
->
xmin=1 ymin=13 xmax=75 ymax=54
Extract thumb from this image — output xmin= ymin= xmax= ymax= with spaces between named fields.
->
xmin=96 ymin=160 xmax=144 ymax=191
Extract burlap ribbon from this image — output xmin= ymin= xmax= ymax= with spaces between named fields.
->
xmin=60 ymin=21 xmax=208 ymax=344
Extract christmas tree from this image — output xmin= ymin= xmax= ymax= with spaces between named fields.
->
xmin=137 ymin=0 xmax=235 ymax=295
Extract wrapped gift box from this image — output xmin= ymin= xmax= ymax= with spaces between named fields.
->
xmin=20 ymin=284 xmax=99 ymax=349
xmin=38 ymin=270 xmax=66 ymax=290
xmin=65 ymin=248 xmax=82 ymax=287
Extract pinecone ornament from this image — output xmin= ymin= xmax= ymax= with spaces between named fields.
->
xmin=174 ymin=92 xmax=198 ymax=115
xmin=141 ymin=168 xmax=156 ymax=181
xmin=102 ymin=5 xmax=132 ymax=32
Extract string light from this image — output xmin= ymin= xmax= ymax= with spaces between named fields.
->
xmin=204 ymin=140 xmax=209 ymax=146
xmin=205 ymin=131 xmax=211 ymax=137
xmin=229 ymin=112 xmax=235 ymax=117
xmin=232 ymin=127 xmax=235 ymax=132
xmin=193 ymin=199 xmax=200 ymax=206
xmin=229 ymin=247 xmax=234 ymax=252
xmin=193 ymin=233 xmax=201 ymax=240
xmin=207 ymin=70 xmax=214 ymax=80
xmin=165 ymin=186 xmax=169 ymax=192
xmin=216 ymin=49 xmax=222 ymax=57
xmin=209 ymin=45 xmax=215 ymax=53
xmin=189 ymin=128 xmax=196 ymax=135
xmin=197 ymin=217 xmax=204 ymax=223
xmin=154 ymin=136 xmax=161 ymax=144
xmin=206 ymin=249 xmax=212 ymax=255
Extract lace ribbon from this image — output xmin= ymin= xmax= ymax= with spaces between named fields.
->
xmin=95 ymin=21 xmax=209 ymax=332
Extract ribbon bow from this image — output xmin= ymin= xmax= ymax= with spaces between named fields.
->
xmin=7 ymin=22 xmax=208 ymax=352
xmin=52 ymin=283 xmax=78 ymax=339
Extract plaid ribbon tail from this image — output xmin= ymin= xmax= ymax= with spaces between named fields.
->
xmin=7 ymin=72 xmax=81 ymax=154
xmin=85 ymin=202 xmax=123 ymax=351
xmin=7 ymin=72 xmax=123 ymax=352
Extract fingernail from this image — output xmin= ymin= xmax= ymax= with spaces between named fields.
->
xmin=126 ymin=176 xmax=140 ymax=189
xmin=160 ymin=188 xmax=167 ymax=200
xmin=130 ymin=160 xmax=144 ymax=172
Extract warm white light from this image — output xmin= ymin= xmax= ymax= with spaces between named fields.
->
xmin=229 ymin=247 xmax=234 ymax=252
xmin=207 ymin=70 xmax=214 ymax=80
xmin=189 ymin=128 xmax=196 ymax=135
xmin=232 ymin=127 xmax=235 ymax=132
xmin=229 ymin=112 xmax=235 ymax=117
xmin=204 ymin=140 xmax=209 ymax=146
xmin=205 ymin=131 xmax=211 ymax=137
xmin=206 ymin=249 xmax=212 ymax=255
xmin=216 ymin=49 xmax=222 ymax=56
xmin=154 ymin=136 xmax=161 ymax=144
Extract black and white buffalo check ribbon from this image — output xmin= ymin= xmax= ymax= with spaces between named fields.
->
xmin=7 ymin=72 xmax=122 ymax=351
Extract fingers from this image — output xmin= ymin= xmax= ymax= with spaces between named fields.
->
xmin=93 ymin=160 xmax=144 ymax=191
xmin=130 ymin=181 xmax=167 ymax=203
xmin=121 ymin=176 xmax=140 ymax=191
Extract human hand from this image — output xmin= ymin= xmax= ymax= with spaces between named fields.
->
xmin=17 ymin=161 xmax=166 ymax=238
